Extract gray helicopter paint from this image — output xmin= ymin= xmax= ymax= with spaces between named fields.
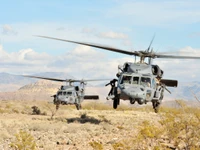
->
xmin=117 ymin=72 xmax=155 ymax=102
xmin=123 ymin=62 xmax=153 ymax=74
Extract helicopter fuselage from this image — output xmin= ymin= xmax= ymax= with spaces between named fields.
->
xmin=107 ymin=62 xmax=166 ymax=111
xmin=117 ymin=72 xmax=158 ymax=104
xmin=54 ymin=85 xmax=84 ymax=105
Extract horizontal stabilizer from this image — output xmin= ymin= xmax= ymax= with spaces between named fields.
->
xmin=160 ymin=79 xmax=178 ymax=87
xmin=84 ymin=95 xmax=99 ymax=100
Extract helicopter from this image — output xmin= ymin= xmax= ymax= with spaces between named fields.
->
xmin=23 ymin=75 xmax=106 ymax=110
xmin=34 ymin=35 xmax=200 ymax=113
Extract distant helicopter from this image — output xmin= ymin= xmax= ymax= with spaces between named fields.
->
xmin=24 ymin=75 xmax=106 ymax=110
xmin=34 ymin=35 xmax=200 ymax=113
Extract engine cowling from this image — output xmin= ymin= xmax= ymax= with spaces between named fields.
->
xmin=152 ymin=65 xmax=163 ymax=78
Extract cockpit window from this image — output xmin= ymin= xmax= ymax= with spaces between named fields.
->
xmin=67 ymin=92 xmax=72 ymax=95
xmin=140 ymin=77 xmax=151 ymax=87
xmin=58 ymin=91 xmax=62 ymax=96
xmin=120 ymin=75 xmax=132 ymax=84
xmin=63 ymin=92 xmax=67 ymax=95
xmin=132 ymin=77 xmax=139 ymax=84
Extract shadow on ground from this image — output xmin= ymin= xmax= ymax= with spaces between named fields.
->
xmin=66 ymin=114 xmax=102 ymax=124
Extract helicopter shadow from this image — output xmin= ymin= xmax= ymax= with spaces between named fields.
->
xmin=66 ymin=114 xmax=102 ymax=124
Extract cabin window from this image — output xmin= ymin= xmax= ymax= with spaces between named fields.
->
xmin=132 ymin=77 xmax=139 ymax=84
xmin=140 ymin=77 xmax=151 ymax=87
xmin=120 ymin=75 xmax=132 ymax=84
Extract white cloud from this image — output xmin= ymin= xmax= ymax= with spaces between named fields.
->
xmin=0 ymin=43 xmax=133 ymax=80
xmin=153 ymin=46 xmax=200 ymax=81
xmin=2 ymin=24 xmax=18 ymax=35
xmin=0 ymin=45 xmax=52 ymax=66
xmin=1 ymin=41 xmax=200 ymax=82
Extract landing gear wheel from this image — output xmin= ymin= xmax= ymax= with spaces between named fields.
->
xmin=113 ymin=98 xmax=118 ymax=109
xmin=76 ymin=104 xmax=82 ymax=110
xmin=152 ymin=101 xmax=160 ymax=113
xmin=130 ymin=99 xmax=135 ymax=104
xmin=113 ymin=93 xmax=120 ymax=109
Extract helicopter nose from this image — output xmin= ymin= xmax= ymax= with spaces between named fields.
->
xmin=122 ymin=87 xmax=145 ymax=99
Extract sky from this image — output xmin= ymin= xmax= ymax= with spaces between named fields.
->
xmin=0 ymin=0 xmax=200 ymax=82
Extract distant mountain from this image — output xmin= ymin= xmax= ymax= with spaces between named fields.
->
xmin=167 ymin=81 xmax=200 ymax=101
xmin=0 ymin=72 xmax=35 ymax=84
xmin=0 ymin=72 xmax=74 ymax=92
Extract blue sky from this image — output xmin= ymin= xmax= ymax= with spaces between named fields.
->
xmin=0 ymin=0 xmax=200 ymax=82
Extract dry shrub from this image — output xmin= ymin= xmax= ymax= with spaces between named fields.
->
xmin=160 ymin=106 xmax=200 ymax=149
xmin=10 ymin=130 xmax=37 ymax=150
xmin=89 ymin=140 xmax=103 ymax=150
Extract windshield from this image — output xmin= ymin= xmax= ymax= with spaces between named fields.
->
xmin=140 ymin=77 xmax=151 ymax=87
xmin=120 ymin=75 xmax=132 ymax=84
xmin=57 ymin=91 xmax=62 ymax=96
xmin=132 ymin=76 xmax=139 ymax=84
xmin=67 ymin=91 xmax=72 ymax=95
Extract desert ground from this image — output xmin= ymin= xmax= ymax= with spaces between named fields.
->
xmin=0 ymin=99 xmax=200 ymax=150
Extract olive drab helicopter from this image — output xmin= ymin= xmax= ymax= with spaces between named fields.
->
xmin=23 ymin=75 xmax=106 ymax=110
xmin=34 ymin=35 xmax=200 ymax=113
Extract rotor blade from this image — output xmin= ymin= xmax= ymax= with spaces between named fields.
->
xmin=35 ymin=35 xmax=139 ymax=56
xmin=146 ymin=34 xmax=155 ymax=52
xmin=23 ymin=75 xmax=109 ymax=83
xmin=160 ymin=79 xmax=178 ymax=87
xmin=23 ymin=75 xmax=66 ymax=82
xmin=165 ymin=87 xmax=171 ymax=94
xmin=156 ymin=54 xmax=200 ymax=59
xmin=72 ymin=79 xmax=110 ymax=82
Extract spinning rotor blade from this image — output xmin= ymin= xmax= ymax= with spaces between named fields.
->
xmin=23 ymin=75 xmax=69 ymax=82
xmin=160 ymin=79 xmax=178 ymax=87
xmin=156 ymin=54 xmax=200 ymax=59
xmin=35 ymin=35 xmax=200 ymax=60
xmin=23 ymin=75 xmax=108 ymax=83
xmin=77 ymin=79 xmax=110 ymax=82
xmin=164 ymin=87 xmax=171 ymax=94
xmin=35 ymin=35 xmax=139 ymax=56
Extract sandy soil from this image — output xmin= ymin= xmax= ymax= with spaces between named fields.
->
xmin=0 ymin=100 xmax=164 ymax=150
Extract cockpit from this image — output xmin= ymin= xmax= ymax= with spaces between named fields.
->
xmin=57 ymin=91 xmax=73 ymax=96
xmin=120 ymin=74 xmax=152 ymax=87
xmin=140 ymin=77 xmax=151 ymax=87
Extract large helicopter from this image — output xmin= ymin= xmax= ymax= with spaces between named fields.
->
xmin=23 ymin=75 xmax=106 ymax=110
xmin=34 ymin=35 xmax=200 ymax=112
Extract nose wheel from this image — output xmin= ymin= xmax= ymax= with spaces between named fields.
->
xmin=113 ymin=94 xmax=120 ymax=109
